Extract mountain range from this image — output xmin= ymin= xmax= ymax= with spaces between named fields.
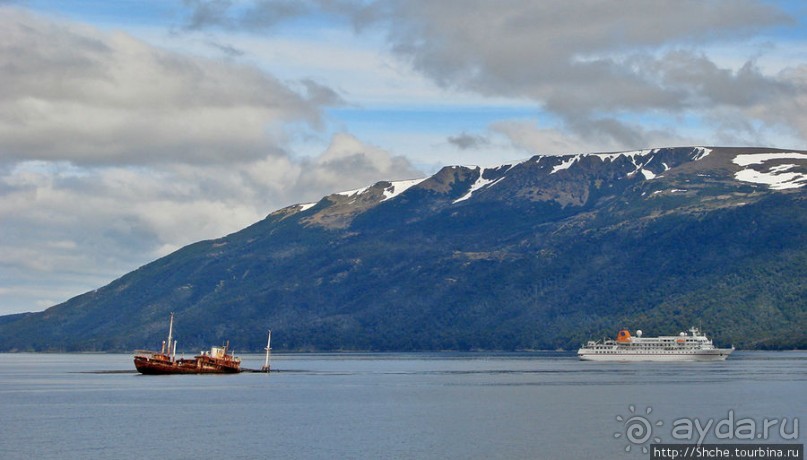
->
xmin=1 ymin=146 xmax=805 ymax=352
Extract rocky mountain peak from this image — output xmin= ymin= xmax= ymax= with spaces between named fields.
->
xmin=1 ymin=146 xmax=804 ymax=352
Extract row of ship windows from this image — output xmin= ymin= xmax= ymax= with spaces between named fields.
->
xmin=592 ymin=350 xmax=699 ymax=353
xmin=629 ymin=339 xmax=706 ymax=342
xmin=595 ymin=345 xmax=697 ymax=349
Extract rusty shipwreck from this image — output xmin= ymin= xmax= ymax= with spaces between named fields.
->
xmin=133 ymin=313 xmax=242 ymax=375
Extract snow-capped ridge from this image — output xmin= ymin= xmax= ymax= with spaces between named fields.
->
xmin=382 ymin=178 xmax=428 ymax=201
xmin=293 ymin=147 xmax=805 ymax=216
xmin=336 ymin=185 xmax=372 ymax=198
xmin=332 ymin=177 xmax=428 ymax=202
xmin=547 ymin=147 xmax=711 ymax=176
xmin=732 ymin=152 xmax=807 ymax=167
xmin=732 ymin=152 xmax=807 ymax=190
xmin=453 ymin=165 xmax=513 ymax=203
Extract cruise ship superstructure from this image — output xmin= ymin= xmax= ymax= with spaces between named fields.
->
xmin=578 ymin=327 xmax=734 ymax=361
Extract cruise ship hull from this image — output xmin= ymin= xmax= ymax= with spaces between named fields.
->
xmin=577 ymin=348 xmax=733 ymax=362
xmin=578 ymin=327 xmax=734 ymax=362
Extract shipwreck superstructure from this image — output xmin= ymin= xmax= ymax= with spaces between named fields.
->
xmin=133 ymin=313 xmax=242 ymax=374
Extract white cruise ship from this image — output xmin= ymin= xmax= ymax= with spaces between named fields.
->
xmin=577 ymin=327 xmax=734 ymax=361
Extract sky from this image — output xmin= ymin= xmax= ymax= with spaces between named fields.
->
xmin=1 ymin=0 xmax=806 ymax=315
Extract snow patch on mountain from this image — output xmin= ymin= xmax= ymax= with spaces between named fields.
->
xmin=548 ymin=148 xmax=710 ymax=176
xmin=732 ymin=152 xmax=807 ymax=167
xmin=551 ymin=156 xmax=579 ymax=174
xmin=693 ymin=148 xmax=712 ymax=160
xmin=304 ymin=147 xmax=779 ymax=215
xmin=732 ymin=152 xmax=807 ymax=190
xmin=337 ymin=185 xmax=372 ymax=198
xmin=453 ymin=169 xmax=499 ymax=203
xmin=641 ymin=169 xmax=657 ymax=180
xmin=334 ymin=178 xmax=427 ymax=202
xmin=452 ymin=164 xmax=516 ymax=204
xmin=382 ymin=178 xmax=427 ymax=201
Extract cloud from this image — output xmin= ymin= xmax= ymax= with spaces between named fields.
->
xmin=752 ymin=64 xmax=807 ymax=141
xmin=0 ymin=160 xmax=267 ymax=314
xmin=181 ymin=0 xmax=349 ymax=31
xmin=3 ymin=0 xmax=805 ymax=315
xmin=294 ymin=132 xmax=423 ymax=196
xmin=447 ymin=132 xmax=490 ymax=150
xmin=363 ymin=0 xmax=805 ymax=148
xmin=0 ymin=7 xmax=331 ymax=166
xmin=183 ymin=0 xmax=238 ymax=30
xmin=491 ymin=121 xmax=610 ymax=155
xmin=491 ymin=119 xmax=700 ymax=156
xmin=205 ymin=38 xmax=246 ymax=57
xmin=0 ymin=132 xmax=422 ymax=314
xmin=178 ymin=1 xmax=807 ymax=149
xmin=0 ymin=9 xmax=421 ymax=314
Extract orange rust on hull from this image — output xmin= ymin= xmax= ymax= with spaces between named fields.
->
xmin=134 ymin=353 xmax=241 ymax=375
xmin=133 ymin=313 xmax=241 ymax=375
xmin=134 ymin=356 xmax=241 ymax=375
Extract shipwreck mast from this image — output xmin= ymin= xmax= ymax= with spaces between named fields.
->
xmin=166 ymin=312 xmax=175 ymax=360
xmin=261 ymin=330 xmax=272 ymax=372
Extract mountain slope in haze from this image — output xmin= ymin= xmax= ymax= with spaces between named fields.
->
xmin=1 ymin=147 xmax=805 ymax=351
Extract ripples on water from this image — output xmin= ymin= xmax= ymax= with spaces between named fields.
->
xmin=0 ymin=351 xmax=804 ymax=459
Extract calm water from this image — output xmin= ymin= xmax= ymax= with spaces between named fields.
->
xmin=0 ymin=352 xmax=804 ymax=459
